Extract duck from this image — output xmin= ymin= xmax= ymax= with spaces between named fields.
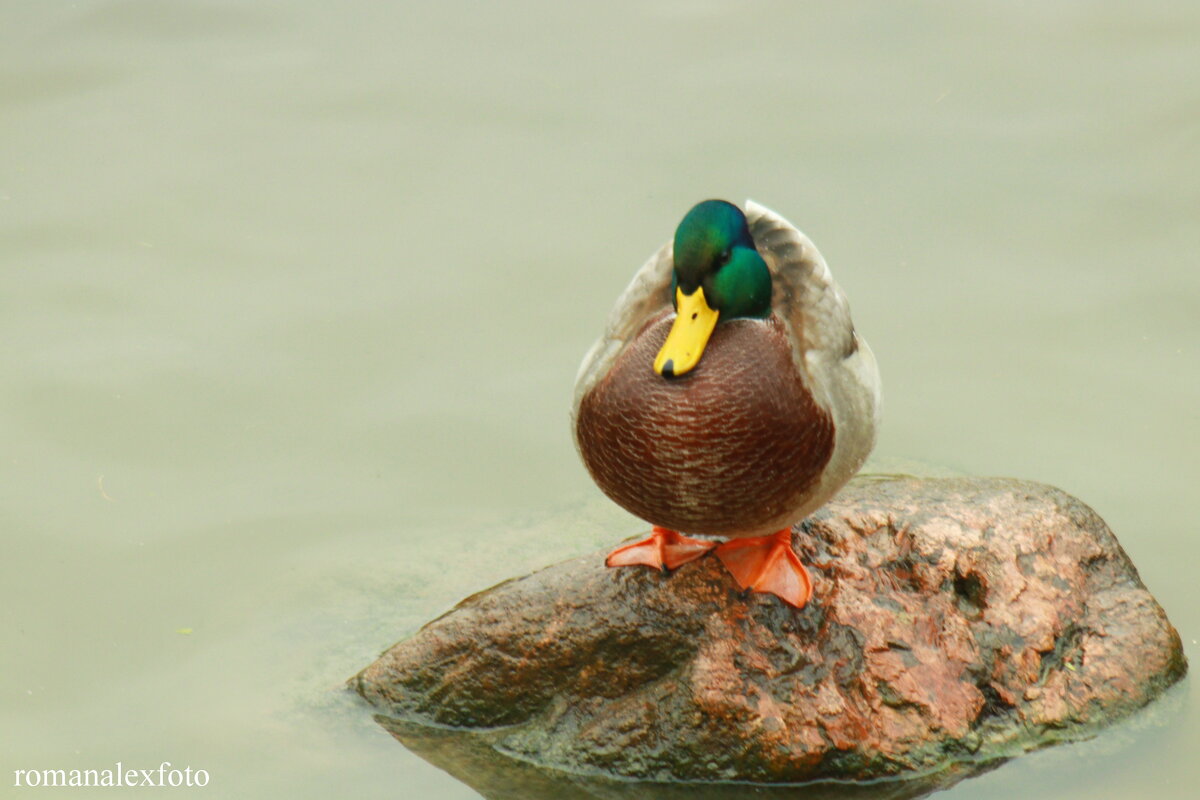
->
xmin=571 ymin=199 xmax=881 ymax=609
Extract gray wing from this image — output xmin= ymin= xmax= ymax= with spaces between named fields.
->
xmin=571 ymin=242 xmax=673 ymax=417
xmin=745 ymin=199 xmax=857 ymax=362
xmin=747 ymin=199 xmax=882 ymax=453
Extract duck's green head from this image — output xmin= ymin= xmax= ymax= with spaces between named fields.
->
xmin=654 ymin=200 xmax=772 ymax=378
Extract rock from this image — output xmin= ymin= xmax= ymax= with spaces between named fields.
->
xmin=353 ymin=477 xmax=1186 ymax=788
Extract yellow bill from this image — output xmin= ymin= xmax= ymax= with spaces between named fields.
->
xmin=654 ymin=286 xmax=719 ymax=377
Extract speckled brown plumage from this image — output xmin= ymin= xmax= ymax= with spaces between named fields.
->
xmin=575 ymin=311 xmax=834 ymax=536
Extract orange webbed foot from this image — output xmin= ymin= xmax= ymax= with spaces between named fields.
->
xmin=605 ymin=527 xmax=718 ymax=571
xmin=715 ymin=529 xmax=813 ymax=609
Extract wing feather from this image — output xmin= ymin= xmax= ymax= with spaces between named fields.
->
xmin=572 ymin=242 xmax=673 ymax=416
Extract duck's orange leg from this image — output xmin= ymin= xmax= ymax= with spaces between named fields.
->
xmin=715 ymin=529 xmax=813 ymax=609
xmin=605 ymin=526 xmax=717 ymax=571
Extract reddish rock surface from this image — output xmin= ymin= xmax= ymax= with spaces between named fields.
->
xmin=354 ymin=477 xmax=1185 ymax=789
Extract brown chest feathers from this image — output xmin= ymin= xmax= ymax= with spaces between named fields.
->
xmin=576 ymin=313 xmax=834 ymax=536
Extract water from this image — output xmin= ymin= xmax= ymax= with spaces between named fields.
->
xmin=1 ymin=1 xmax=1195 ymax=797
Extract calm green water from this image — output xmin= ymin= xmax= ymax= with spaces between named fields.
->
xmin=2 ymin=1 xmax=1195 ymax=797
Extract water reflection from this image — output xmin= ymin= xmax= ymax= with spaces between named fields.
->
xmin=375 ymin=714 xmax=1003 ymax=800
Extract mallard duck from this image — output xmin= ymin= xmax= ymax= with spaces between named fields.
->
xmin=572 ymin=199 xmax=881 ymax=608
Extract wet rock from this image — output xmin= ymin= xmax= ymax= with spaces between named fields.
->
xmin=354 ymin=477 xmax=1186 ymax=786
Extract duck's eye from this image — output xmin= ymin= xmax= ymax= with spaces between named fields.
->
xmin=718 ymin=248 xmax=731 ymax=265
